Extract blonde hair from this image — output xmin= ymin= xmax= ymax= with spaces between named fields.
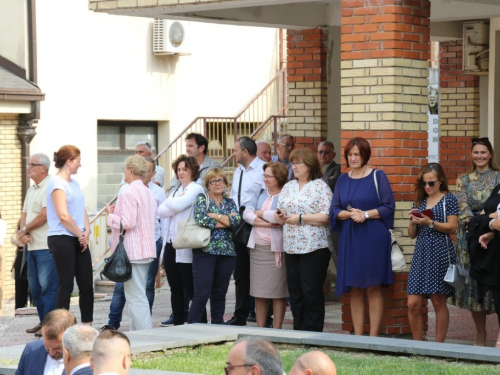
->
xmin=125 ymin=155 xmax=148 ymax=176
xmin=203 ymin=168 xmax=228 ymax=189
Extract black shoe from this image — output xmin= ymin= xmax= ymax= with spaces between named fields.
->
xmin=224 ymin=316 xmax=246 ymax=326
xmin=265 ymin=319 xmax=273 ymax=328
xmin=247 ymin=312 xmax=256 ymax=323
xmin=160 ymin=314 xmax=175 ymax=327
xmin=100 ymin=325 xmax=116 ymax=331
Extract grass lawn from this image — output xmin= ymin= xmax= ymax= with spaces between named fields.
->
xmin=132 ymin=342 xmax=500 ymax=374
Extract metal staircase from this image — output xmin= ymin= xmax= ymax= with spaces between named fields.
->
xmin=89 ymin=68 xmax=288 ymax=278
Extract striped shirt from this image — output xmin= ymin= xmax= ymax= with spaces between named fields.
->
xmin=107 ymin=179 xmax=157 ymax=261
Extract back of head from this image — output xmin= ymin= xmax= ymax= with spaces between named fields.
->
xmin=290 ymin=351 xmax=337 ymax=375
xmin=63 ymin=325 xmax=99 ymax=361
xmin=125 ymin=155 xmax=149 ymax=177
xmin=42 ymin=309 xmax=77 ymax=340
xmin=91 ymin=330 xmax=131 ymax=375
xmin=238 ymin=337 xmax=283 ymax=375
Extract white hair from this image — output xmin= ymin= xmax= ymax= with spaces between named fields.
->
xmin=62 ymin=325 xmax=100 ymax=360
xmin=31 ymin=153 xmax=51 ymax=171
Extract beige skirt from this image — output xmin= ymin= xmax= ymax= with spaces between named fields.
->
xmin=250 ymin=243 xmax=288 ymax=299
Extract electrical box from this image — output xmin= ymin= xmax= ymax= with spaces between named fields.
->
xmin=463 ymin=21 xmax=489 ymax=74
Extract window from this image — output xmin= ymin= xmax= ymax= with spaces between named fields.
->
xmin=97 ymin=120 xmax=158 ymax=207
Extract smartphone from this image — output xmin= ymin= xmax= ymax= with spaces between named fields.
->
xmin=412 ymin=209 xmax=434 ymax=219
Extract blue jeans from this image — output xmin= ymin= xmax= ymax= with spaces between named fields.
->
xmin=108 ymin=237 xmax=162 ymax=329
xmin=27 ymin=250 xmax=58 ymax=322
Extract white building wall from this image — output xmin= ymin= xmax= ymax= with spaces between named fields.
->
xmin=30 ymin=0 xmax=278 ymax=211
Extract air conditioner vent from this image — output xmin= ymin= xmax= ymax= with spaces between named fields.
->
xmin=153 ymin=19 xmax=191 ymax=56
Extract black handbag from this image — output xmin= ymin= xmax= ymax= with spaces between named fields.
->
xmin=232 ymin=170 xmax=253 ymax=247
xmin=102 ymin=222 xmax=132 ymax=282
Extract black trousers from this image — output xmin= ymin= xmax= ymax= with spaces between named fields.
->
xmin=14 ymin=248 xmax=30 ymax=309
xmin=233 ymin=242 xmax=251 ymax=322
xmin=163 ymin=242 xmax=194 ymax=325
xmin=285 ymin=248 xmax=331 ymax=332
xmin=48 ymin=235 xmax=94 ymax=322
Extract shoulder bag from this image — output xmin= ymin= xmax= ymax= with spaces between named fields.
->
xmin=173 ymin=193 xmax=211 ymax=249
xmin=443 ymin=196 xmax=469 ymax=290
xmin=102 ymin=222 xmax=132 ymax=282
xmin=232 ymin=170 xmax=254 ymax=247
xmin=373 ymin=170 xmax=406 ymax=272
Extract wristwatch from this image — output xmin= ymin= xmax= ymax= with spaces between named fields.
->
xmin=364 ymin=211 xmax=370 ymax=219
xmin=429 ymin=221 xmax=435 ymax=229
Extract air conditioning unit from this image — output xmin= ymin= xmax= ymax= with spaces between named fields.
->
xmin=463 ymin=21 xmax=489 ymax=74
xmin=153 ymin=19 xmax=191 ymax=56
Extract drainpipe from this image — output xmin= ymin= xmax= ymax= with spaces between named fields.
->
xmin=17 ymin=0 xmax=39 ymax=195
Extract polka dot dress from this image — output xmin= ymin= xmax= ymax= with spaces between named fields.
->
xmin=407 ymin=193 xmax=459 ymax=297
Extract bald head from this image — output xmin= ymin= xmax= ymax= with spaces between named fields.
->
xmin=289 ymin=351 xmax=337 ymax=375
xmin=91 ymin=330 xmax=131 ymax=375
xmin=256 ymin=141 xmax=272 ymax=162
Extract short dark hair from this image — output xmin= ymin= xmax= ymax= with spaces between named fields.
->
xmin=42 ymin=309 xmax=77 ymax=340
xmin=289 ymin=148 xmax=323 ymax=180
xmin=238 ymin=136 xmax=257 ymax=156
xmin=263 ymin=162 xmax=289 ymax=188
xmin=344 ymin=137 xmax=371 ymax=168
xmin=172 ymin=155 xmax=201 ymax=182
xmin=186 ymin=133 xmax=209 ymax=155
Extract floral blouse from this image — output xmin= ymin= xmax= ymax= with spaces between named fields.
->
xmin=194 ymin=194 xmax=240 ymax=256
xmin=277 ymin=179 xmax=333 ymax=254
xmin=455 ymin=169 xmax=500 ymax=224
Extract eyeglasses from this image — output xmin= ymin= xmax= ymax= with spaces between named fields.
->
xmin=224 ymin=364 xmax=254 ymax=375
xmin=278 ymin=142 xmax=294 ymax=149
xmin=209 ymin=178 xmax=225 ymax=186
xmin=291 ymin=161 xmax=304 ymax=166
xmin=419 ymin=180 xmax=439 ymax=187
xmin=472 ymin=137 xmax=490 ymax=145
xmin=262 ymin=174 xmax=275 ymax=179
xmin=318 ymin=150 xmax=331 ymax=155
xmin=27 ymin=163 xmax=44 ymax=168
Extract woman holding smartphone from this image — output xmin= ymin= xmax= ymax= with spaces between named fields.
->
xmin=407 ymin=163 xmax=458 ymax=342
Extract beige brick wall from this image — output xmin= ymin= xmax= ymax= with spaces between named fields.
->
xmin=0 ymin=115 xmax=22 ymax=314
xmin=440 ymin=87 xmax=479 ymax=137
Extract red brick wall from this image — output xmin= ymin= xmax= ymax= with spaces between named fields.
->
xmin=287 ymin=28 xmax=327 ymax=82
xmin=340 ymin=0 xmax=430 ymax=61
xmin=439 ymin=40 xmax=480 ymax=186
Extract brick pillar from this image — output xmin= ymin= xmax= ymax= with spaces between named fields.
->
xmin=0 ymin=114 xmax=23 ymax=314
xmin=439 ymin=40 xmax=480 ymax=188
xmin=339 ymin=0 xmax=431 ymax=336
xmin=287 ymin=28 xmax=328 ymax=150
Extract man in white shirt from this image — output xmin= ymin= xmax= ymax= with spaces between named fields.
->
xmin=90 ymin=330 xmax=131 ymax=375
xmin=167 ymin=132 xmax=221 ymax=192
xmin=16 ymin=153 xmax=58 ymax=337
xmin=225 ymin=137 xmax=266 ymax=326
xmin=16 ymin=309 xmax=77 ymax=375
xmin=63 ymin=325 xmax=100 ymax=375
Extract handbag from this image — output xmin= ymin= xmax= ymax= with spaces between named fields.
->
xmin=102 ymin=222 xmax=132 ymax=283
xmin=373 ymin=170 xmax=405 ymax=272
xmin=232 ymin=170 xmax=253 ymax=247
xmin=173 ymin=193 xmax=211 ymax=249
xmin=442 ymin=197 xmax=469 ymax=290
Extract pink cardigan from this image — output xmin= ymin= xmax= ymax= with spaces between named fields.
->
xmin=107 ymin=180 xmax=157 ymax=261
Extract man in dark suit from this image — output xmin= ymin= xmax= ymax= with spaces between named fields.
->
xmin=16 ymin=309 xmax=77 ymax=375
xmin=318 ymin=141 xmax=342 ymax=272
xmin=63 ymin=325 xmax=100 ymax=375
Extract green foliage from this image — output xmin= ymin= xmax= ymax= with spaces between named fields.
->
xmin=132 ymin=344 xmax=500 ymax=375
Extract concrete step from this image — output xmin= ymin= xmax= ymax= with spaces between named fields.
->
xmin=95 ymin=280 xmax=116 ymax=294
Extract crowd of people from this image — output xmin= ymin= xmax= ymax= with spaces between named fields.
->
xmin=8 ymin=130 xmax=500 ymax=371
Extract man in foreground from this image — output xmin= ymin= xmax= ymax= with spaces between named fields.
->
xmin=225 ymin=337 xmax=283 ymax=375
xmin=90 ymin=330 xmax=131 ymax=375
xmin=289 ymin=351 xmax=337 ymax=375
xmin=16 ymin=309 xmax=77 ymax=375
xmin=63 ymin=325 xmax=100 ymax=375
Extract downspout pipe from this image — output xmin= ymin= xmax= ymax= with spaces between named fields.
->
xmin=18 ymin=0 xmax=39 ymax=195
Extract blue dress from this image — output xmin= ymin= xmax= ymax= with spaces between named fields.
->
xmin=330 ymin=169 xmax=395 ymax=295
xmin=407 ymin=193 xmax=459 ymax=297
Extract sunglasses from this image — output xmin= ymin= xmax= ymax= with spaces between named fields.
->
xmin=472 ymin=137 xmax=490 ymax=145
xmin=318 ymin=150 xmax=331 ymax=155
xmin=419 ymin=180 xmax=439 ymax=187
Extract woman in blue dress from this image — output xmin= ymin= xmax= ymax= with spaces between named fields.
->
xmin=407 ymin=163 xmax=458 ymax=342
xmin=330 ymin=137 xmax=395 ymax=336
